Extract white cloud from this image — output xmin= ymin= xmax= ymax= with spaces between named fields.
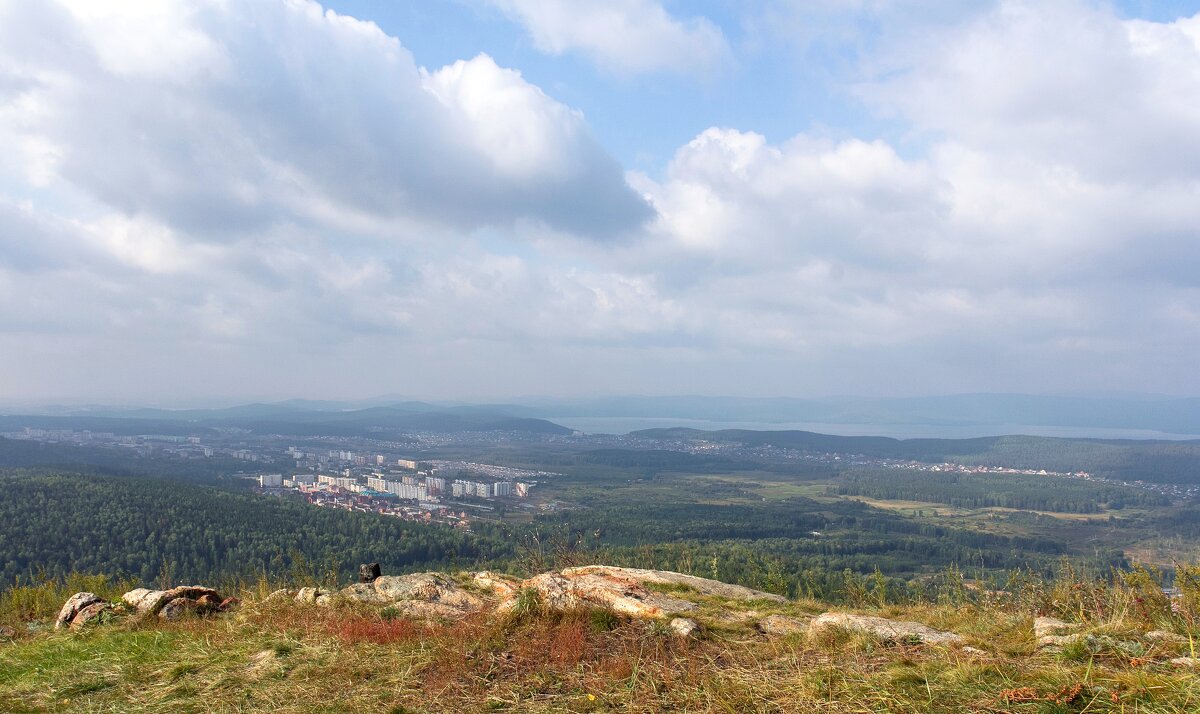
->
xmin=861 ymin=0 xmax=1200 ymax=182
xmin=486 ymin=0 xmax=729 ymax=75
xmin=2 ymin=0 xmax=1200 ymax=401
xmin=0 ymin=0 xmax=649 ymax=240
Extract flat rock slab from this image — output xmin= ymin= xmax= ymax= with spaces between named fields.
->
xmin=1037 ymin=633 xmax=1090 ymax=648
xmin=757 ymin=614 xmax=808 ymax=636
xmin=1146 ymin=630 xmax=1188 ymax=644
xmin=810 ymin=612 xmax=964 ymax=645
xmin=472 ymin=571 xmax=520 ymax=598
xmin=514 ymin=571 xmax=697 ymax=618
xmin=562 ymin=566 xmax=787 ymax=603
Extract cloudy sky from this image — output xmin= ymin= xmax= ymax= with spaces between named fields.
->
xmin=1 ymin=0 xmax=1198 ymax=405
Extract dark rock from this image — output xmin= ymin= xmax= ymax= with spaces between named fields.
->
xmin=360 ymin=563 xmax=382 ymax=583
xmin=159 ymin=598 xmax=200 ymax=621
xmin=196 ymin=594 xmax=222 ymax=613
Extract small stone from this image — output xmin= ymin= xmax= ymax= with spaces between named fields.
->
xmin=961 ymin=646 xmax=987 ymax=656
xmin=0 ymin=625 xmax=17 ymax=640
xmin=757 ymin=614 xmax=807 ymax=636
xmin=1169 ymin=656 xmax=1199 ymax=668
xmin=55 ymin=592 xmax=103 ymax=630
xmin=669 ymin=617 xmax=701 ymax=638
xmin=1034 ymin=617 xmax=1077 ymax=639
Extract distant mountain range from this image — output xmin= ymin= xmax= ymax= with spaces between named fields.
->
xmin=4 ymin=392 xmax=1199 ymax=438
xmin=509 ymin=394 xmax=1200 ymax=436
xmin=0 ymin=403 xmax=570 ymax=437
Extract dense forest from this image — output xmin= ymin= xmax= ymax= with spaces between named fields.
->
xmin=0 ymin=471 xmax=513 ymax=586
xmin=633 ymin=429 xmax=1200 ymax=484
xmin=0 ymin=437 xmax=254 ymax=489
xmin=831 ymin=469 xmax=1170 ymax=513
xmin=0 ymin=467 xmax=1114 ymax=597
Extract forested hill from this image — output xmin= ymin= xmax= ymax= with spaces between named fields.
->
xmin=0 ymin=405 xmax=571 ymax=437
xmin=632 ymin=428 xmax=1200 ymax=484
xmin=0 ymin=471 xmax=514 ymax=586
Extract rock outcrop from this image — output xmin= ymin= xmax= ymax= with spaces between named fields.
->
xmin=561 ymin=566 xmax=787 ymax=603
xmin=55 ymin=592 xmax=108 ymax=630
xmin=509 ymin=571 xmax=696 ymax=618
xmin=294 ymin=587 xmax=332 ymax=605
xmin=339 ymin=573 xmax=484 ymax=617
xmin=53 ymin=567 xmax=819 ymax=632
xmin=55 ymin=586 xmax=236 ymax=630
xmin=487 ymin=565 xmax=786 ymax=619
xmin=122 ymin=586 xmax=228 ymax=620
xmin=809 ymin=612 xmax=964 ymax=645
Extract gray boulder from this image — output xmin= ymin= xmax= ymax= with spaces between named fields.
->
xmin=340 ymin=572 xmax=483 ymax=614
xmin=55 ymin=592 xmax=104 ymax=630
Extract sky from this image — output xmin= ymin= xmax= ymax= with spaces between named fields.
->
xmin=1 ymin=0 xmax=1199 ymax=405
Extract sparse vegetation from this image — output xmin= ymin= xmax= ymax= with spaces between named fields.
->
xmin=1 ymin=563 xmax=1199 ymax=712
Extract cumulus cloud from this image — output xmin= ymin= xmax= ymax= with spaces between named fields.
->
xmin=861 ymin=0 xmax=1200 ymax=182
xmin=0 ymin=0 xmax=649 ymax=240
xmin=2 ymin=0 xmax=1199 ymax=402
xmin=597 ymin=0 xmax=1200 ymax=391
xmin=486 ymin=0 xmax=729 ymax=75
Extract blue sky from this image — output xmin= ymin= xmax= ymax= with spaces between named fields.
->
xmin=324 ymin=0 xmax=917 ymax=172
xmin=1 ymin=0 xmax=1199 ymax=404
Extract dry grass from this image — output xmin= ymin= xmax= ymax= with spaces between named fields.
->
xmin=2 ymin=565 xmax=1200 ymax=712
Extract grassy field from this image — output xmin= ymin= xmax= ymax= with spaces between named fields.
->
xmin=2 ymin=568 xmax=1200 ymax=713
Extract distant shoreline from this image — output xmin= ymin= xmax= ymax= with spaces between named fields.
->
xmin=549 ymin=416 xmax=1200 ymax=441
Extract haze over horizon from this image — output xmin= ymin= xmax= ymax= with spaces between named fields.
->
xmin=3 ymin=0 xmax=1200 ymax=403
